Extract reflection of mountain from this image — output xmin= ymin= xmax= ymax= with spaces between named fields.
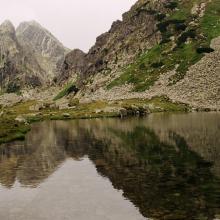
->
xmin=0 ymin=121 xmax=93 ymax=188
xmin=89 ymin=128 xmax=220 ymax=219
xmin=142 ymin=113 xmax=220 ymax=177
xmin=0 ymin=113 xmax=220 ymax=219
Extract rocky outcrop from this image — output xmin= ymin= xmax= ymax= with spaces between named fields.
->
xmin=16 ymin=21 xmax=69 ymax=80
xmin=59 ymin=49 xmax=86 ymax=83
xmin=59 ymin=0 xmax=168 ymax=85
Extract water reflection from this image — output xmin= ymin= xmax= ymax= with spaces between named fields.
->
xmin=0 ymin=112 xmax=220 ymax=219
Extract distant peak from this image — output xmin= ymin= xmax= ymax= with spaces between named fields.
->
xmin=1 ymin=19 xmax=13 ymax=26
xmin=24 ymin=20 xmax=42 ymax=27
xmin=17 ymin=20 xmax=42 ymax=30
xmin=0 ymin=20 xmax=15 ymax=34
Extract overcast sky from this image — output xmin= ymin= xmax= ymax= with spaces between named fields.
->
xmin=0 ymin=0 xmax=136 ymax=52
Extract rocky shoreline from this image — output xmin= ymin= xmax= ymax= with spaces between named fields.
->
xmin=0 ymin=96 xmax=190 ymax=144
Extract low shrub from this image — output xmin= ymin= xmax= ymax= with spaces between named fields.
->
xmin=151 ymin=62 xmax=164 ymax=68
xmin=6 ymin=82 xmax=20 ymax=93
xmin=164 ymin=1 xmax=178 ymax=10
xmin=196 ymin=47 xmax=214 ymax=54
xmin=53 ymin=83 xmax=78 ymax=101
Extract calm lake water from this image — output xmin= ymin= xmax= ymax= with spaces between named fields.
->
xmin=1 ymin=112 xmax=220 ymax=220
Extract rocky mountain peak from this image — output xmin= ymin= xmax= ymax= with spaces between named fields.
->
xmin=16 ymin=20 xmax=69 ymax=79
xmin=0 ymin=19 xmax=70 ymax=92
xmin=59 ymin=49 xmax=86 ymax=83
xmin=0 ymin=20 xmax=15 ymax=35
xmin=16 ymin=20 xmax=68 ymax=57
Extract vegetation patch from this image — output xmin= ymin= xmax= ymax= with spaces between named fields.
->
xmin=164 ymin=1 xmax=178 ymax=10
xmin=196 ymin=47 xmax=215 ymax=54
xmin=6 ymin=82 xmax=20 ymax=93
xmin=201 ymin=0 xmax=220 ymax=41
xmin=0 ymin=118 xmax=30 ymax=144
xmin=53 ymin=83 xmax=78 ymax=101
xmin=107 ymin=44 xmax=166 ymax=92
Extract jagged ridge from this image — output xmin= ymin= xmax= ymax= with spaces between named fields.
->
xmin=0 ymin=20 xmax=69 ymax=93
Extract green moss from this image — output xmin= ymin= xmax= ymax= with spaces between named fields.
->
xmin=201 ymin=0 xmax=220 ymax=41
xmin=107 ymin=44 xmax=166 ymax=92
xmin=53 ymin=83 xmax=78 ymax=101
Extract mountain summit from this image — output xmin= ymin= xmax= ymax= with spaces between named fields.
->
xmin=0 ymin=20 xmax=69 ymax=92
xmin=0 ymin=20 xmax=15 ymax=35
xmin=16 ymin=20 xmax=69 ymax=79
xmin=0 ymin=20 xmax=46 ymax=92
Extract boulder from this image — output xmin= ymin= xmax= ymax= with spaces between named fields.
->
xmin=58 ymin=103 xmax=69 ymax=110
xmin=49 ymin=103 xmax=58 ymax=109
xmin=119 ymin=108 xmax=128 ymax=118
xmin=15 ymin=115 xmax=27 ymax=123
xmin=95 ymin=109 xmax=102 ymax=114
xmin=62 ymin=113 xmax=70 ymax=118
xmin=29 ymin=103 xmax=44 ymax=111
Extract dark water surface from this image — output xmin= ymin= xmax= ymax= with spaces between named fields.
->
xmin=1 ymin=112 xmax=220 ymax=220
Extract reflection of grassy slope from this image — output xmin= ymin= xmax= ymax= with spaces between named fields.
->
xmin=90 ymin=126 xmax=220 ymax=219
xmin=108 ymin=0 xmax=220 ymax=91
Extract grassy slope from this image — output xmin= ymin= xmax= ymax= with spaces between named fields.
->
xmin=53 ymin=83 xmax=77 ymax=101
xmin=108 ymin=0 xmax=220 ymax=92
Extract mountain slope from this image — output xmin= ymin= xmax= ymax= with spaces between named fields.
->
xmin=60 ymin=0 xmax=220 ymax=109
xmin=16 ymin=21 xmax=69 ymax=80
xmin=58 ymin=0 xmax=165 ymax=84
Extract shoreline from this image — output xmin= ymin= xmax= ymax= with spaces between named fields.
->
xmin=1 ymin=96 xmax=218 ymax=145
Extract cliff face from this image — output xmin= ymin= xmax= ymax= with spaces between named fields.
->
xmin=59 ymin=49 xmax=86 ymax=83
xmin=0 ymin=20 xmax=46 ymax=92
xmin=60 ymin=0 xmax=220 ymax=109
xmin=16 ymin=21 xmax=69 ymax=80
xmin=59 ymin=0 xmax=167 ymax=84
